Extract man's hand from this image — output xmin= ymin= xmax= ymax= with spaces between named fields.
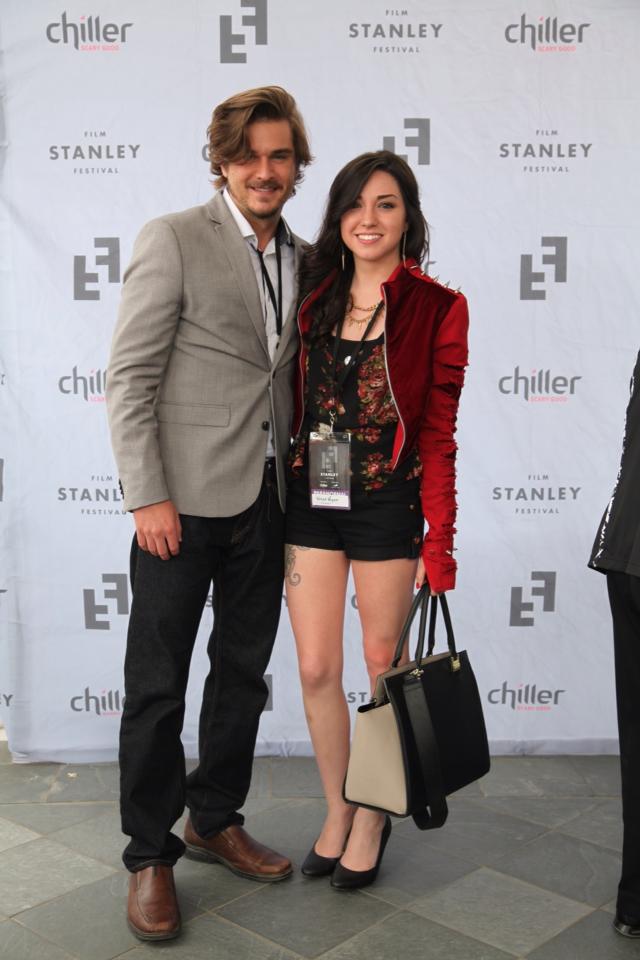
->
xmin=133 ymin=500 xmax=182 ymax=560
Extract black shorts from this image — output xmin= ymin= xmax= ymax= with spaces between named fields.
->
xmin=285 ymin=474 xmax=424 ymax=561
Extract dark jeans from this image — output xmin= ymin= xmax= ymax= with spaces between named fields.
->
xmin=119 ymin=463 xmax=284 ymax=872
xmin=607 ymin=571 xmax=640 ymax=918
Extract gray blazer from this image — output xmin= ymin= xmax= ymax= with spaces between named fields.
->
xmin=106 ymin=192 xmax=305 ymax=516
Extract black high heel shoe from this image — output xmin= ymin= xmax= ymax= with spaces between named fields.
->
xmin=301 ymin=844 xmax=341 ymax=878
xmin=301 ymin=824 xmax=353 ymax=878
xmin=330 ymin=816 xmax=391 ymax=890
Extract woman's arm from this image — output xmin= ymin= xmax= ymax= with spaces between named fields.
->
xmin=416 ymin=293 xmax=469 ymax=594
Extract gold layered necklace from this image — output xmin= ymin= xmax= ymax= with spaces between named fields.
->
xmin=344 ymin=298 xmax=382 ymax=327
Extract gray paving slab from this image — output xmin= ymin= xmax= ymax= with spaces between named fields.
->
xmin=409 ymin=867 xmax=591 ymax=956
xmin=0 ymin=800 xmax=117 ymax=834
xmin=218 ymin=873 xmax=394 ymax=958
xmin=471 ymin=796 xmax=599 ymax=829
xmin=237 ymin=797 xmax=329 ymax=867
xmin=0 ymin=741 xmax=11 ymax=764
xmin=0 ymin=755 xmax=630 ymax=960
xmin=361 ymin=831 xmax=478 ymax=907
xmin=174 ymin=855 xmax=269 ymax=911
xmin=0 ymin=837 xmax=115 ymax=915
xmin=526 ymin=908 xmax=638 ymax=959
xmin=47 ymin=763 xmax=120 ymax=802
xmin=50 ymin=807 xmax=127 ymax=870
xmin=16 ymin=872 xmax=203 ymax=960
xmin=479 ymin=757 xmax=592 ymax=798
xmin=449 ymin=778 xmax=484 ymax=798
xmin=558 ymin=797 xmax=623 ymax=852
xmin=320 ymin=910 xmax=515 ymax=960
xmin=0 ymin=814 xmax=40 ymax=852
xmin=0 ymin=920 xmax=77 ymax=960
xmin=271 ymin=757 xmax=323 ymax=798
xmin=120 ymin=912 xmax=298 ymax=959
xmin=493 ymin=830 xmax=620 ymax=908
xmin=246 ymin=757 xmax=273 ymax=799
xmin=0 ymin=762 xmax=61 ymax=802
xmin=393 ymin=798 xmax=545 ymax=866
xmin=241 ymin=797 xmax=294 ymax=818
xmin=567 ymin=755 xmax=622 ymax=796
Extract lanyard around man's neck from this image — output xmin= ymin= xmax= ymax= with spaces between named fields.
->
xmin=254 ymin=235 xmax=283 ymax=337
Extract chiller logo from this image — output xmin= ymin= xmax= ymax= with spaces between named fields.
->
xmin=488 ymin=682 xmax=565 ymax=711
xmin=505 ymin=15 xmax=590 ymax=52
xmin=46 ymin=12 xmax=133 ymax=51
xmin=58 ymin=367 xmax=106 ymax=403
xmin=349 ymin=8 xmax=442 ymax=54
xmin=219 ymin=0 xmax=267 ymax=63
xmin=498 ymin=367 xmax=581 ymax=403
xmin=70 ymin=687 xmax=125 ymax=716
xmin=383 ymin=119 xmax=430 ymax=165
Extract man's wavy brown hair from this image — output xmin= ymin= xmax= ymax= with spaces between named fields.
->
xmin=207 ymin=86 xmax=312 ymax=189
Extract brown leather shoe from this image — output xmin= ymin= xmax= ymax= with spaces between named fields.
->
xmin=184 ymin=818 xmax=292 ymax=882
xmin=127 ymin=865 xmax=181 ymax=941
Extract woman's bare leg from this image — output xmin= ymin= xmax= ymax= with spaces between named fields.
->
xmin=285 ymin=544 xmax=355 ymax=856
xmin=340 ymin=556 xmax=417 ymax=871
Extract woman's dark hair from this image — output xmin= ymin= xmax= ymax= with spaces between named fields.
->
xmin=299 ymin=151 xmax=429 ymax=345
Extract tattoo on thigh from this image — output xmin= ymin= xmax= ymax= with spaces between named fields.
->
xmin=285 ymin=544 xmax=310 ymax=586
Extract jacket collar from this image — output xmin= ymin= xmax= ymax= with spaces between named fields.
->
xmin=298 ymin=259 xmax=423 ymax=335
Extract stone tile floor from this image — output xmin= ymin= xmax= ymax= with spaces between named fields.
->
xmin=0 ymin=742 xmax=638 ymax=959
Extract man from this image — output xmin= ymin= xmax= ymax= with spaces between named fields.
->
xmin=589 ymin=350 xmax=640 ymax=939
xmin=106 ymin=86 xmax=312 ymax=941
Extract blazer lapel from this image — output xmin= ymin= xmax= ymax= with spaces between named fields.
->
xmin=206 ymin=194 xmax=269 ymax=360
xmin=274 ymin=233 xmax=306 ymax=369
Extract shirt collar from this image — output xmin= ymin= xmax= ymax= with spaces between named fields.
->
xmin=222 ymin=188 xmax=293 ymax=248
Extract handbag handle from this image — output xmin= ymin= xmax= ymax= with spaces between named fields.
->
xmin=391 ymin=584 xmax=430 ymax=667
xmin=426 ymin=594 xmax=458 ymax=660
xmin=391 ymin=586 xmax=459 ymax=669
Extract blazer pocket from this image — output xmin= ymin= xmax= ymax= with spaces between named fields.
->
xmin=156 ymin=401 xmax=230 ymax=427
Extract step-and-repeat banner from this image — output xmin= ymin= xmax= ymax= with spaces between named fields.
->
xmin=1 ymin=0 xmax=638 ymax=761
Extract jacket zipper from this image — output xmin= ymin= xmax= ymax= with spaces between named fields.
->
xmin=294 ymin=290 xmax=314 ymax=436
xmin=381 ymin=285 xmax=406 ymax=468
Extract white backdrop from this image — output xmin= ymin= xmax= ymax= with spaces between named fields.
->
xmin=1 ymin=0 xmax=639 ymax=761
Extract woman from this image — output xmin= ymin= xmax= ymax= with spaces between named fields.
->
xmin=285 ymin=151 xmax=468 ymax=889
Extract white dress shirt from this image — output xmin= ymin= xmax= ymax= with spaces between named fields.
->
xmin=223 ymin=188 xmax=296 ymax=457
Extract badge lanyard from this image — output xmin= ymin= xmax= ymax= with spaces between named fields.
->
xmin=255 ymin=235 xmax=283 ymax=337
xmin=328 ymin=301 xmax=383 ymax=427
xmin=308 ymin=301 xmax=383 ymax=510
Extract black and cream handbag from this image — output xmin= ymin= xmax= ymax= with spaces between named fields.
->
xmin=344 ymin=586 xmax=490 ymax=830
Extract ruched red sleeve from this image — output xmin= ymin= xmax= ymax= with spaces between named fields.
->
xmin=418 ymin=294 xmax=469 ymax=594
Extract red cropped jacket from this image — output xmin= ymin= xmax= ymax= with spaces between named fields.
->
xmin=292 ymin=259 xmax=469 ymax=594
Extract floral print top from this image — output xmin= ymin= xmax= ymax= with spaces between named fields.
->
xmin=290 ymin=334 xmax=421 ymax=491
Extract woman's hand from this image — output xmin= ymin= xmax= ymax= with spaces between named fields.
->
xmin=415 ymin=557 xmax=439 ymax=596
